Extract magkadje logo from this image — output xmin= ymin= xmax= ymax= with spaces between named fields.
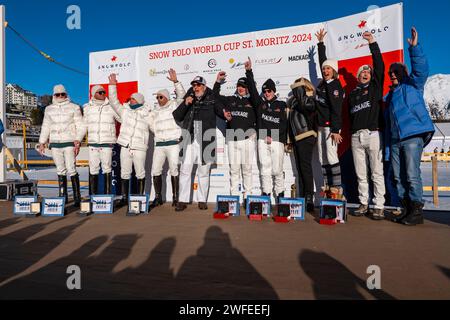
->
xmin=288 ymin=54 xmax=309 ymax=62
xmin=337 ymin=19 xmax=390 ymax=44
xmin=97 ymin=55 xmax=133 ymax=71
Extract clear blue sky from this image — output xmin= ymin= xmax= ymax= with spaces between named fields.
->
xmin=3 ymin=0 xmax=450 ymax=104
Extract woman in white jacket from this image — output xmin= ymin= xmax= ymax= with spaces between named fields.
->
xmin=148 ymin=69 xmax=185 ymax=208
xmin=108 ymin=74 xmax=152 ymax=204
xmin=78 ymin=85 xmax=121 ymax=195
xmin=38 ymin=84 xmax=83 ymax=207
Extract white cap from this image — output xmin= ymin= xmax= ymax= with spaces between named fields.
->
xmin=321 ymin=59 xmax=338 ymax=73
xmin=53 ymin=84 xmax=67 ymax=95
xmin=357 ymin=64 xmax=372 ymax=79
xmin=154 ymin=89 xmax=170 ymax=101
xmin=91 ymin=85 xmax=105 ymax=97
xmin=131 ymin=92 xmax=145 ymax=105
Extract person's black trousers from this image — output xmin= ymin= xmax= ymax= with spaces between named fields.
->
xmin=293 ymin=136 xmax=316 ymax=197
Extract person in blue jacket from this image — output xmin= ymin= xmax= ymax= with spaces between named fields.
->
xmin=0 ymin=119 xmax=4 ymax=135
xmin=384 ymin=27 xmax=434 ymax=226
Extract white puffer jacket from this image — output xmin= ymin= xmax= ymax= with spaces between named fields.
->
xmin=78 ymin=98 xmax=122 ymax=144
xmin=39 ymin=99 xmax=83 ymax=144
xmin=149 ymin=82 xmax=186 ymax=143
xmin=109 ymin=85 xmax=152 ymax=151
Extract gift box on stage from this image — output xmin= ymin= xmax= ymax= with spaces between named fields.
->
xmin=214 ymin=195 xmax=240 ymax=219
xmin=213 ymin=201 xmax=230 ymax=219
xmin=245 ymin=195 xmax=271 ymax=220
xmin=274 ymin=203 xmax=291 ymax=223
xmin=13 ymin=195 xmax=38 ymax=217
xmin=91 ymin=195 xmax=114 ymax=215
xmin=78 ymin=200 xmax=92 ymax=217
xmin=42 ymin=197 xmax=66 ymax=217
xmin=0 ymin=180 xmax=37 ymax=201
xmin=128 ymin=194 xmax=149 ymax=216
xmin=319 ymin=199 xmax=347 ymax=225
xmin=277 ymin=198 xmax=306 ymax=222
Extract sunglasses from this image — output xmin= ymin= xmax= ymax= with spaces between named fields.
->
xmin=263 ymin=89 xmax=272 ymax=94
xmin=54 ymin=93 xmax=66 ymax=97
xmin=192 ymin=83 xmax=204 ymax=88
xmin=156 ymin=96 xmax=166 ymax=100
xmin=97 ymin=91 xmax=106 ymax=95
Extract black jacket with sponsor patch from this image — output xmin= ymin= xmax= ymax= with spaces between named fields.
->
xmin=213 ymin=81 xmax=257 ymax=141
xmin=316 ymin=42 xmax=345 ymax=133
xmin=172 ymin=87 xmax=226 ymax=164
xmin=245 ymin=69 xmax=288 ymax=144
xmin=348 ymin=42 xmax=385 ymax=134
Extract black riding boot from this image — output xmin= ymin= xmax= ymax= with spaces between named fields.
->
xmin=137 ymin=178 xmax=146 ymax=195
xmin=150 ymin=175 xmax=163 ymax=208
xmin=121 ymin=179 xmax=130 ymax=206
xmin=58 ymin=175 xmax=68 ymax=203
xmin=171 ymin=175 xmax=179 ymax=207
xmin=276 ymin=192 xmax=285 ymax=204
xmin=89 ymin=174 xmax=98 ymax=196
xmin=71 ymin=174 xmax=81 ymax=208
xmin=104 ymin=172 xmax=112 ymax=195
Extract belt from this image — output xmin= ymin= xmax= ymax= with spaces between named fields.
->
xmin=155 ymin=140 xmax=180 ymax=147
xmin=49 ymin=142 xmax=74 ymax=149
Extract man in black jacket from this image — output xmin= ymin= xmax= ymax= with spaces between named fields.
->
xmin=172 ymin=76 xmax=227 ymax=211
xmin=214 ymin=71 xmax=257 ymax=204
xmin=348 ymin=32 xmax=386 ymax=220
xmin=245 ymin=58 xmax=288 ymax=203
xmin=315 ymin=29 xmax=345 ymax=195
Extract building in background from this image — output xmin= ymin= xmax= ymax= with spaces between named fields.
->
xmin=5 ymin=83 xmax=38 ymax=114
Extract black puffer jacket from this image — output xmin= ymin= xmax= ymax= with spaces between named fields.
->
xmin=172 ymin=87 xmax=226 ymax=164
xmin=288 ymin=86 xmax=317 ymax=142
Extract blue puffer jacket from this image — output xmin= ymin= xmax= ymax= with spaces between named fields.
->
xmin=384 ymin=44 xmax=434 ymax=160
xmin=0 ymin=119 xmax=4 ymax=135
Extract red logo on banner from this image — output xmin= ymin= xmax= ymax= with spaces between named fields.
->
xmin=111 ymin=56 xmax=117 ymax=62
xmin=358 ymin=20 xmax=367 ymax=29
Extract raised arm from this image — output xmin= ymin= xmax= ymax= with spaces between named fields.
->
xmin=315 ymin=28 xmax=328 ymax=68
xmin=364 ymin=32 xmax=385 ymax=99
xmin=107 ymin=74 xmax=125 ymax=117
xmin=167 ymin=68 xmax=186 ymax=102
xmin=244 ymin=57 xmax=263 ymax=108
xmin=407 ymin=27 xmax=429 ymax=91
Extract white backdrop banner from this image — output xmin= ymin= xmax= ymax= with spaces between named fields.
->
xmin=89 ymin=3 xmax=404 ymax=203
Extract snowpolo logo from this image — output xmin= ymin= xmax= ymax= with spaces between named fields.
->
xmin=96 ymin=55 xmax=133 ymax=72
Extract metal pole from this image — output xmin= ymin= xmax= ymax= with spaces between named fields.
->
xmin=0 ymin=6 xmax=6 ymax=182
xmin=22 ymin=122 xmax=27 ymax=170
xmin=432 ymin=155 xmax=439 ymax=207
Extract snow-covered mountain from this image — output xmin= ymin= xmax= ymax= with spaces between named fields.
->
xmin=424 ymin=74 xmax=450 ymax=121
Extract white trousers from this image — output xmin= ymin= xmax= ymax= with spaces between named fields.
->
xmin=51 ymin=147 xmax=77 ymax=177
xmin=179 ymin=141 xmax=211 ymax=203
xmin=89 ymin=146 xmax=113 ymax=175
xmin=151 ymin=144 xmax=180 ymax=177
xmin=317 ymin=126 xmax=340 ymax=166
xmin=257 ymin=139 xmax=285 ymax=195
xmin=351 ymin=130 xmax=385 ymax=209
xmin=228 ymin=138 xmax=255 ymax=196
xmin=120 ymin=147 xmax=147 ymax=179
